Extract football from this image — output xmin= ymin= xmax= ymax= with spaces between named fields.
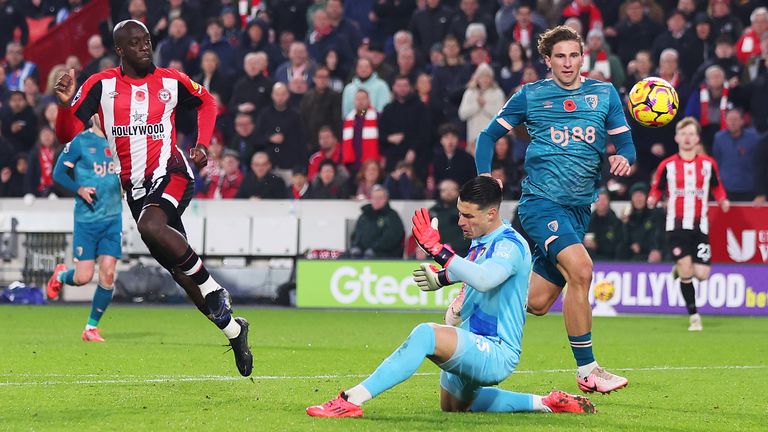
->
xmin=593 ymin=280 xmax=616 ymax=302
xmin=627 ymin=77 xmax=679 ymax=128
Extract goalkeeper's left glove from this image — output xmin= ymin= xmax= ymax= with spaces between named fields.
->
xmin=412 ymin=263 xmax=452 ymax=291
xmin=412 ymin=208 xmax=455 ymax=266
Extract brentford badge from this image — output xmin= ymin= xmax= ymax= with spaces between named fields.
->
xmin=158 ymin=88 xmax=171 ymax=103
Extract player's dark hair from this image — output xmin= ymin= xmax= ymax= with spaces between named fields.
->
xmin=459 ymin=176 xmax=502 ymax=210
xmin=537 ymin=25 xmax=583 ymax=58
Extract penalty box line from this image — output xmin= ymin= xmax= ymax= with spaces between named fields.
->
xmin=0 ymin=365 xmax=765 ymax=387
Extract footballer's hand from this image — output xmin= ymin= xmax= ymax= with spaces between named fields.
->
xmin=54 ymin=69 xmax=77 ymax=107
xmin=608 ymin=155 xmax=632 ymax=176
xmin=189 ymin=144 xmax=208 ymax=170
xmin=445 ymin=287 xmax=465 ymax=326
xmin=720 ymin=199 xmax=731 ymax=213
xmin=412 ymin=263 xmax=452 ymax=291
xmin=77 ymin=186 xmax=97 ymax=205
xmin=480 ymin=172 xmax=503 ymax=190
xmin=412 ymin=208 xmax=455 ymax=266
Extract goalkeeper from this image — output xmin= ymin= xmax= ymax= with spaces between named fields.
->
xmin=307 ymin=176 xmax=595 ymax=418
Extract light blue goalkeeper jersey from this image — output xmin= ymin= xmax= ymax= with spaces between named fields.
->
xmin=446 ymin=224 xmax=531 ymax=359
xmin=58 ymin=130 xmax=122 ymax=223
xmin=492 ymin=78 xmax=630 ymax=206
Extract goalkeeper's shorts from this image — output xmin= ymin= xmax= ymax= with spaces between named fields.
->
xmin=439 ymin=327 xmax=519 ymax=402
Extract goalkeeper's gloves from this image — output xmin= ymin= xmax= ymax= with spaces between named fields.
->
xmin=412 ymin=263 xmax=452 ymax=291
xmin=411 ymin=208 xmax=455 ymax=266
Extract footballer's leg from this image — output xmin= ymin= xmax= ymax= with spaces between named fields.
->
xmin=81 ymin=255 xmax=117 ymax=342
xmin=526 ymin=271 xmax=564 ymax=316
xmin=676 ymin=255 xmax=702 ymax=331
xmin=307 ymin=323 xmax=456 ymax=417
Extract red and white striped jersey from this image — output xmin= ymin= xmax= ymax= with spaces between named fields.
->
xmin=648 ymin=153 xmax=728 ymax=234
xmin=55 ymin=66 xmax=216 ymax=200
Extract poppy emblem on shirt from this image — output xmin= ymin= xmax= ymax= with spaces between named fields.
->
xmin=158 ymin=88 xmax=171 ymax=103
xmin=104 ymin=148 xmax=113 ymax=157
xmin=135 ymin=90 xmax=146 ymax=102
xmin=563 ymin=99 xmax=577 ymax=112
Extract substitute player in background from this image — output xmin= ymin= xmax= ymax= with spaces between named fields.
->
xmin=47 ymin=115 xmax=121 ymax=342
xmin=53 ymin=20 xmax=252 ymax=375
xmin=648 ymin=117 xmax=730 ymax=331
xmin=474 ymin=26 xmax=633 ymax=393
xmin=306 ymin=177 xmax=595 ymax=418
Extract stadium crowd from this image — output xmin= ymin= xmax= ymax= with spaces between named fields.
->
xmin=0 ymin=0 xmax=767 ymax=261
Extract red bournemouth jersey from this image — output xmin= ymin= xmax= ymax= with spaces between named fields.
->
xmin=55 ymin=66 xmax=216 ymax=200
xmin=648 ymin=153 xmax=727 ymax=234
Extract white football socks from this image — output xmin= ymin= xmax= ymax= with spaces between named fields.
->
xmin=577 ymin=361 xmax=599 ymax=380
xmin=532 ymin=395 xmax=551 ymax=412
xmin=345 ymin=384 xmax=372 ymax=406
xmin=222 ymin=317 xmax=241 ymax=339
xmin=199 ymin=277 xmax=222 ymax=298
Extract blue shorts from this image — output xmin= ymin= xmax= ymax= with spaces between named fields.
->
xmin=439 ymin=327 xmax=519 ymax=402
xmin=517 ymin=193 xmax=591 ymax=287
xmin=72 ymin=217 xmax=122 ymax=261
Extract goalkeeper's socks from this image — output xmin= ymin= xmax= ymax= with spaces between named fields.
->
xmin=58 ymin=268 xmax=77 ymax=285
xmin=344 ymin=385 xmax=372 ymax=406
xmin=470 ymin=387 xmax=545 ymax=412
xmin=569 ymin=332 xmax=595 ymax=368
xmin=359 ymin=323 xmax=436 ymax=398
xmin=85 ymin=284 xmax=113 ymax=329
xmin=680 ymin=278 xmax=697 ymax=315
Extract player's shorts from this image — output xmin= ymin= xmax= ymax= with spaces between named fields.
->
xmin=126 ymin=172 xmax=194 ymax=238
xmin=72 ymin=216 xmax=122 ymax=261
xmin=517 ymin=193 xmax=591 ymax=287
xmin=667 ymin=229 xmax=711 ymax=264
xmin=439 ymin=327 xmax=520 ymax=402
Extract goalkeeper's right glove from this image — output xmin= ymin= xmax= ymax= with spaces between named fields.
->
xmin=412 ymin=263 xmax=452 ymax=291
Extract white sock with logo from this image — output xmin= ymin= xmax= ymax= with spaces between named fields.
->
xmin=344 ymin=384 xmax=372 ymax=406
xmin=577 ymin=361 xmax=599 ymax=380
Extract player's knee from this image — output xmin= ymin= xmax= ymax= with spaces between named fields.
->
xmin=99 ymin=268 xmax=116 ymax=287
xmin=526 ymin=301 xmax=551 ymax=316
xmin=136 ymin=216 xmax=164 ymax=239
xmin=568 ymin=264 xmax=593 ymax=290
xmin=410 ymin=323 xmax=435 ymax=341
xmin=75 ymin=267 xmax=94 ymax=285
xmin=694 ymin=268 xmax=711 ymax=281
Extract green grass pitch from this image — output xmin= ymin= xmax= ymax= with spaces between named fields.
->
xmin=1 ymin=306 xmax=766 ymax=431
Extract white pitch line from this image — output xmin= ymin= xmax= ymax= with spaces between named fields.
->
xmin=0 ymin=365 xmax=764 ymax=387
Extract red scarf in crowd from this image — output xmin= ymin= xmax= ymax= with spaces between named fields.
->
xmin=38 ymin=147 xmax=54 ymax=193
xmin=581 ymin=49 xmax=610 ymax=79
xmin=699 ymin=84 xmax=728 ymax=130
xmin=341 ymin=107 xmax=380 ymax=165
xmin=513 ymin=23 xmax=534 ymax=56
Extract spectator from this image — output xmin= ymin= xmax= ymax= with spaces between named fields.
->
xmin=156 ymin=17 xmax=200 ymax=75
xmin=229 ymin=113 xmax=260 ymax=172
xmin=4 ymin=42 xmax=39 ymax=92
xmin=120 ymin=0 xmax=165 ymax=43
xmin=656 ymin=48 xmax=690 ymax=112
xmin=23 ymin=77 xmax=41 ymax=113
xmin=287 ymin=74 xmax=309 ymax=111
xmin=342 ymin=89 xmax=382 ymax=175
xmin=691 ymin=35 xmax=742 ymax=88
xmin=736 ymin=7 xmax=768 ymax=66
xmin=164 ymin=0 xmax=202 ymax=39
xmin=195 ymin=51 xmax=233 ymax=107
xmin=56 ymin=0 xmax=84 ymax=25
xmin=229 ymin=52 xmax=274 ymax=118
xmin=211 ymin=92 xmax=234 ymax=146
xmin=341 ymin=57 xmax=391 ymax=116
xmin=348 ymin=185 xmax=405 ymax=258
xmin=497 ymin=3 xmax=544 ymax=63
xmin=253 ymin=83 xmax=306 ymax=178
xmin=610 ymin=0 xmax=665 ymax=66
xmin=371 ymin=1 xmax=418 ymax=45
xmin=430 ymin=35 xmax=473 ymax=131
xmin=623 ymin=50 xmax=654 ymax=95
xmin=681 ymin=12 xmax=715 ymax=80
xmin=1 ymin=91 xmax=38 ymax=154
xmin=491 ymin=134 xmax=521 ymax=197
xmin=306 ymin=8 xmax=355 ymax=78
xmin=308 ymin=126 xmax=348 ymax=181
xmin=39 ymin=101 xmax=58 ymax=131
xmin=428 ymin=178 xmax=471 ymax=256
xmin=300 ymin=66 xmax=342 ymax=151
xmin=620 ymin=182 xmax=664 ymax=262
xmin=389 ymin=46 xmax=422 ymax=86
xmin=684 ymin=65 xmax=731 ymax=150
xmin=324 ymin=49 xmax=347 ymax=92
xmin=741 ymin=36 xmax=768 ymax=133
xmin=458 ymin=63 xmax=505 ymax=154
xmin=325 ymin=0 xmax=363 ymax=49
xmin=415 ymin=72 xmax=444 ymax=144
xmin=450 ymin=0 xmax=495 ymax=49
xmin=197 ymin=149 xmax=243 ymax=200
xmin=712 ymin=108 xmax=760 ymax=201
xmin=194 ymin=139 xmax=223 ymax=195
xmin=269 ymin=0 xmax=309 ymax=38
xmin=353 ymin=159 xmax=384 ymax=200
xmin=0 ymin=152 xmax=27 ymax=197
xmin=409 ymin=0 xmax=454 ymax=65
xmin=384 ymin=161 xmax=426 ymax=200
xmin=754 ymin=134 xmax=768 ymax=206
xmin=496 ymin=41 xmax=527 ymax=95
xmin=651 ymin=10 xmax=692 ymax=66
xmin=275 ymin=41 xmax=316 ymax=87
xmin=379 ymin=76 xmax=430 ymax=179
xmin=362 ymin=39 xmax=396 ymax=84
xmin=236 ymin=152 xmax=288 ymax=199
xmin=310 ymin=159 xmax=349 ymax=199
xmin=0 ymin=66 xmax=9 ymax=107
xmin=581 ymin=29 xmax=624 ymax=90
xmin=24 ymin=127 xmax=59 ymax=198
xmin=385 ymin=30 xmax=424 ymax=73
xmin=432 ymin=123 xmax=476 ymax=196
xmin=709 ymin=0 xmax=743 ymax=42
xmin=0 ymin=0 xmax=28 ymax=58
xmin=80 ymin=35 xmax=111 ymax=84
xmin=238 ymin=18 xmax=283 ymax=75
xmin=289 ymin=166 xmax=313 ymax=200
xmin=201 ymin=18 xmax=236 ymax=75
xmin=561 ymin=0 xmax=604 ymax=39
xmin=490 ymin=163 xmax=517 ymax=200
xmin=584 ymin=190 xmax=623 ymax=261
xmin=219 ymin=7 xmax=241 ymax=47
xmin=676 ymin=0 xmax=697 ymax=23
